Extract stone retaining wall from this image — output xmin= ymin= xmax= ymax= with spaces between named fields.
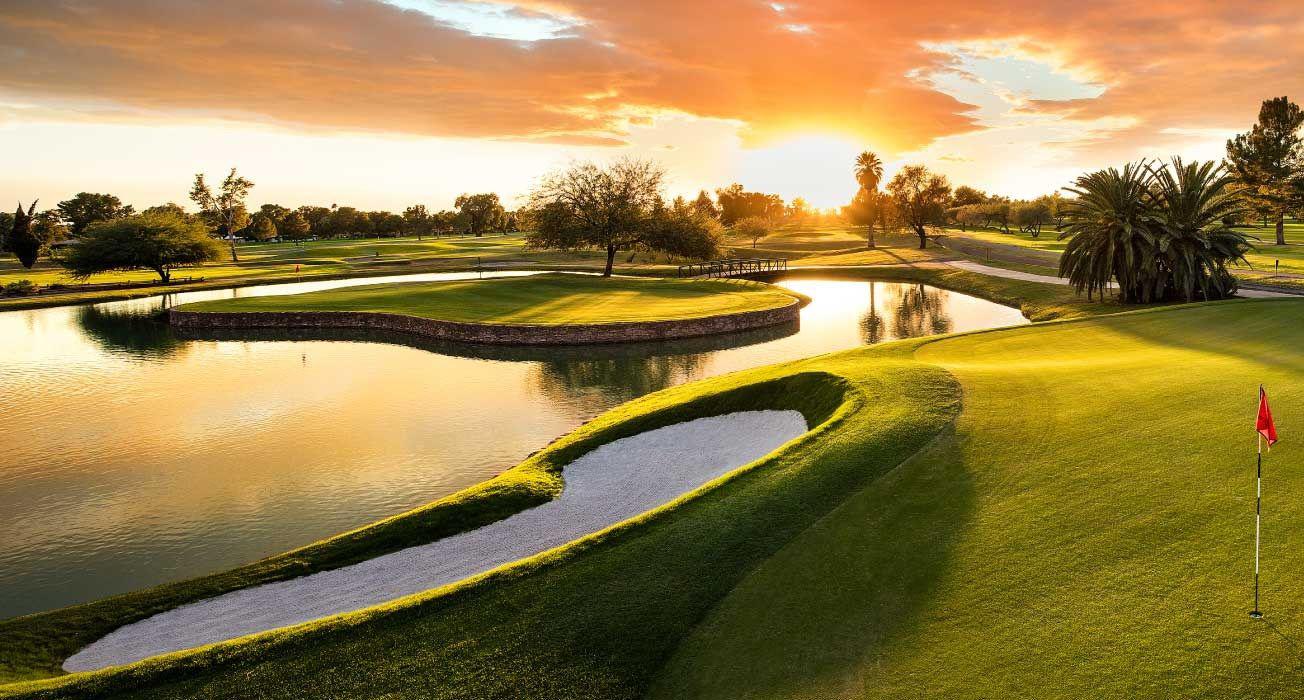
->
xmin=168 ymin=297 xmax=806 ymax=346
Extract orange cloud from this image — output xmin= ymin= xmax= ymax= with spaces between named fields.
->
xmin=2 ymin=0 xmax=1304 ymax=162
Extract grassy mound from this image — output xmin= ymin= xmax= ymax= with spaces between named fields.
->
xmin=174 ymin=273 xmax=801 ymax=325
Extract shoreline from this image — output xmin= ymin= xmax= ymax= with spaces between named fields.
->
xmin=168 ymin=294 xmax=808 ymax=345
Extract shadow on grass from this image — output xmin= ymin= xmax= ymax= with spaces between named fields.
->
xmin=648 ymin=425 xmax=976 ymax=699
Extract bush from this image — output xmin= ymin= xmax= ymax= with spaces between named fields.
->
xmin=2 ymin=280 xmax=37 ymax=297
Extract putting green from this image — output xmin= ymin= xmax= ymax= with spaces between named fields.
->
xmin=5 ymin=298 xmax=1303 ymax=699
xmin=174 ymin=273 xmax=801 ymax=325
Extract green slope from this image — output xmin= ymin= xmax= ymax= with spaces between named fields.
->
xmin=653 ymin=299 xmax=1304 ymax=698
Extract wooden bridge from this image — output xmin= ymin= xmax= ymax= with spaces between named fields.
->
xmin=677 ymin=258 xmax=788 ymax=279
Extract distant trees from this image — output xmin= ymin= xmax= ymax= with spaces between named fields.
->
xmin=1012 ymin=200 xmax=1052 ymax=237
xmin=0 ymin=211 xmax=12 ymax=252
xmin=1226 ymin=96 xmax=1304 ymax=245
xmin=1059 ymin=159 xmax=1251 ymax=302
xmin=454 ymin=193 xmax=506 ymax=236
xmin=886 ymin=165 xmax=951 ymax=249
xmin=190 ymin=168 xmax=254 ymax=262
xmin=403 ymin=204 xmax=432 ymax=239
xmin=249 ymin=214 xmax=278 ymax=241
xmin=140 ymin=203 xmax=192 ymax=221
xmin=951 ymin=185 xmax=987 ymax=208
xmin=715 ymin=184 xmax=784 ymax=225
xmin=734 ymin=216 xmax=770 ymax=248
xmin=62 ymin=211 xmax=224 ymax=283
xmin=370 ymin=211 xmax=404 ymax=237
xmin=56 ymin=193 xmax=133 ymax=236
xmin=692 ymin=190 xmax=719 ymax=220
xmin=527 ymin=158 xmax=722 ymax=276
xmin=280 ymin=210 xmax=311 ymax=241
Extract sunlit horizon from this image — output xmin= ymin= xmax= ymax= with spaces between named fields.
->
xmin=1 ymin=0 xmax=1294 ymax=211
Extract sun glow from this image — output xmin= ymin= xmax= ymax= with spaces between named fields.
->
xmin=734 ymin=133 xmax=869 ymax=209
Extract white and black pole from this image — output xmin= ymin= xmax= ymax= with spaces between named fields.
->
xmin=1252 ymin=429 xmax=1263 ymax=619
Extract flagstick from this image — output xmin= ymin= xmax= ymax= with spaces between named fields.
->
xmin=1252 ymin=431 xmax=1263 ymax=619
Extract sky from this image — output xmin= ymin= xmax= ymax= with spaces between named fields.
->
xmin=1 ymin=0 xmax=1301 ymax=212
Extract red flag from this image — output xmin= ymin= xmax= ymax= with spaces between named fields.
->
xmin=1257 ymin=386 xmax=1279 ymax=447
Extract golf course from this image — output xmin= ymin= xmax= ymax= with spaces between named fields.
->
xmin=173 ymin=274 xmax=801 ymax=325
xmin=2 ymin=288 xmax=1301 ymax=698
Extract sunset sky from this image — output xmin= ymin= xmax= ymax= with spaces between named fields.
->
xmin=1 ymin=0 xmax=1301 ymax=212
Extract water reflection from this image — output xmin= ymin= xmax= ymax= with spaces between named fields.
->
xmin=0 ymin=275 xmax=1026 ymax=618
xmin=77 ymin=306 xmax=186 ymax=359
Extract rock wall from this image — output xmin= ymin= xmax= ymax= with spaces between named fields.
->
xmin=169 ymin=297 xmax=805 ymax=346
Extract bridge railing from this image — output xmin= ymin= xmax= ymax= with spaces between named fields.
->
xmin=677 ymin=258 xmax=788 ymax=278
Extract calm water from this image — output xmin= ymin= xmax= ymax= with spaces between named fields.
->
xmin=0 ymin=272 xmax=1026 ymax=618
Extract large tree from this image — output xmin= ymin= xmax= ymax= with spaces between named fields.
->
xmin=886 ymin=165 xmax=951 ymax=249
xmin=56 ymin=192 xmax=133 ymax=236
xmin=454 ymin=193 xmax=505 ymax=236
xmin=7 ymin=201 xmax=43 ymax=268
xmin=189 ymin=168 xmax=254 ymax=262
xmin=527 ymin=158 xmax=721 ymax=276
xmin=62 ymin=211 xmax=224 ymax=283
xmin=1226 ymin=96 xmax=1304 ymax=245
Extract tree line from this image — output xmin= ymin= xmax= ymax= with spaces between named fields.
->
xmin=1 ymin=170 xmax=525 ymax=274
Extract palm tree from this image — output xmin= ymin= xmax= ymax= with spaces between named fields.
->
xmin=854 ymin=151 xmax=885 ymax=248
xmin=855 ymin=151 xmax=884 ymax=192
xmin=1059 ymin=159 xmax=1252 ymax=303
xmin=1149 ymin=158 xmax=1252 ymax=301
xmin=1059 ymin=162 xmax=1156 ymax=302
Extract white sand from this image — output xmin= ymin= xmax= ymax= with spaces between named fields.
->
xmin=64 ymin=410 xmax=807 ymax=672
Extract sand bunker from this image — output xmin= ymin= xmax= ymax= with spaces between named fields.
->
xmin=65 ymin=410 xmax=807 ymax=672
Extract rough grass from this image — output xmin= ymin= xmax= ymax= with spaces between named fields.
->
xmin=652 ymin=299 xmax=1304 ymax=699
xmin=0 ymin=355 xmax=960 ymax=697
xmin=175 ymin=273 xmax=801 ymax=324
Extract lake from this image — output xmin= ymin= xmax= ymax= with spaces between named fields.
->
xmin=0 ymin=272 xmax=1027 ymax=618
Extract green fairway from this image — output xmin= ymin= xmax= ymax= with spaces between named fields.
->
xmin=654 ymin=299 xmax=1304 ymax=699
xmin=6 ymin=297 xmax=1303 ymax=698
xmin=176 ymin=273 xmax=801 ymax=324
xmin=0 ymin=234 xmax=691 ymax=310
xmin=942 ymin=226 xmax=1070 ymax=253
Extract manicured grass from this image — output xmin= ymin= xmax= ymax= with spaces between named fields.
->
xmin=7 ymin=298 xmax=1302 ymax=699
xmin=1234 ymin=221 xmax=1304 ymax=275
xmin=653 ymin=299 xmax=1304 ymax=699
xmin=176 ymin=273 xmax=802 ymax=324
xmin=943 ymin=226 xmax=1069 ymax=253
